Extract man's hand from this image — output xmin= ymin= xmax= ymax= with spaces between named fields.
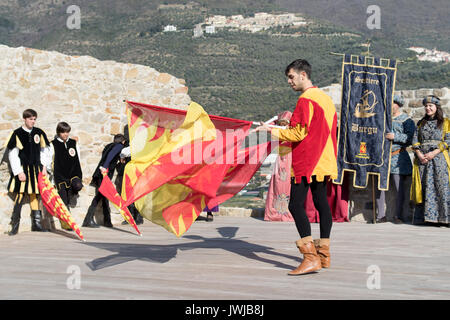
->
xmin=18 ymin=172 xmax=26 ymax=182
xmin=251 ymin=122 xmax=271 ymax=133
xmin=42 ymin=166 xmax=47 ymax=176
xmin=100 ymin=167 xmax=108 ymax=175
xmin=385 ymin=132 xmax=395 ymax=141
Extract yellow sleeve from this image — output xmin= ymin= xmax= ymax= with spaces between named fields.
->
xmin=271 ymin=124 xmax=308 ymax=142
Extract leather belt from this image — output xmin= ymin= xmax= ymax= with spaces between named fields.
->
xmin=391 ymin=147 xmax=406 ymax=156
xmin=421 ymin=140 xmax=441 ymax=146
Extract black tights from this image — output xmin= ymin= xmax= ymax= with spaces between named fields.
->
xmin=288 ymin=176 xmax=333 ymax=239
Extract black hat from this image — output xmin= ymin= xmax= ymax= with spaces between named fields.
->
xmin=422 ymin=95 xmax=441 ymax=106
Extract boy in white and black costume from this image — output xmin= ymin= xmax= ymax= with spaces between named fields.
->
xmin=45 ymin=122 xmax=83 ymax=230
xmin=6 ymin=109 xmax=50 ymax=235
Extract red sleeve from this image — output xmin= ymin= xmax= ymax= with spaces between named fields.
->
xmin=290 ymin=98 xmax=311 ymax=130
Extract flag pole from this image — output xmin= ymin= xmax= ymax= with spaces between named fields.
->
xmin=252 ymin=116 xmax=286 ymax=129
xmin=252 ymin=115 xmax=279 ymax=126
xmin=372 ymin=175 xmax=376 ymax=224
xmin=264 ymin=115 xmax=279 ymax=124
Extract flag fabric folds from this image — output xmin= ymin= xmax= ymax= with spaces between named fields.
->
xmin=334 ymin=54 xmax=397 ymax=190
xmin=98 ymin=172 xmax=141 ymax=235
xmin=38 ymin=172 xmax=84 ymax=241
xmin=105 ymin=101 xmax=273 ymax=237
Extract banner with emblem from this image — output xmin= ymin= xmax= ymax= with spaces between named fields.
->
xmin=334 ymin=54 xmax=397 ymax=190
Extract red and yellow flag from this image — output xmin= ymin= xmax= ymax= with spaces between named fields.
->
xmin=103 ymin=101 xmax=273 ymax=237
xmin=38 ymin=172 xmax=84 ymax=241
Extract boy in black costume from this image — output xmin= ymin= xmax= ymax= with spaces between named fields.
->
xmin=46 ymin=122 xmax=83 ymax=230
xmin=83 ymin=134 xmax=126 ymax=228
xmin=6 ymin=109 xmax=50 ymax=235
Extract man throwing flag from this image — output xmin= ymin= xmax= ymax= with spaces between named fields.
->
xmin=254 ymin=59 xmax=338 ymax=275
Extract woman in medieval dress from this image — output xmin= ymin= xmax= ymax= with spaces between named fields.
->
xmin=411 ymin=95 xmax=450 ymax=226
xmin=264 ymin=111 xmax=349 ymax=222
xmin=264 ymin=111 xmax=294 ymax=222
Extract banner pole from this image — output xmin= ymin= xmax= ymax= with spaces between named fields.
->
xmin=329 ymin=52 xmax=405 ymax=63
xmin=372 ymin=176 xmax=376 ymax=224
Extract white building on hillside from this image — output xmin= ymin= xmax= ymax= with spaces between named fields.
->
xmin=163 ymin=25 xmax=177 ymax=32
xmin=193 ymin=24 xmax=203 ymax=38
xmin=203 ymin=12 xmax=307 ymax=33
xmin=205 ymin=25 xmax=216 ymax=34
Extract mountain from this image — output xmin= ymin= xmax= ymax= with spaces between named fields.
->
xmin=275 ymin=0 xmax=450 ymax=52
xmin=0 ymin=0 xmax=448 ymax=120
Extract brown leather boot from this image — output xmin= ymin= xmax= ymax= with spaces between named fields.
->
xmin=314 ymin=238 xmax=331 ymax=268
xmin=288 ymin=237 xmax=322 ymax=275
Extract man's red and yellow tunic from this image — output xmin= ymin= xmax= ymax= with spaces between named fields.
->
xmin=271 ymin=87 xmax=338 ymax=183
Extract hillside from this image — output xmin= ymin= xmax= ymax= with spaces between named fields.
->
xmin=276 ymin=0 xmax=450 ymax=52
xmin=0 ymin=0 xmax=448 ymax=120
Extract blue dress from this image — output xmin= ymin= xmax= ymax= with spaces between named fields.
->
xmin=412 ymin=119 xmax=450 ymax=224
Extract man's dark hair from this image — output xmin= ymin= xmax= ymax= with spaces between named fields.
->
xmin=23 ymin=109 xmax=37 ymax=119
xmin=56 ymin=121 xmax=71 ymax=134
xmin=285 ymin=59 xmax=312 ymax=79
xmin=113 ymin=133 xmax=126 ymax=144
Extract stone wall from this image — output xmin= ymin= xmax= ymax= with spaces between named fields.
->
xmin=322 ymin=83 xmax=450 ymax=222
xmin=1 ymin=44 xmax=448 ymax=232
xmin=0 ymin=45 xmax=191 ymax=233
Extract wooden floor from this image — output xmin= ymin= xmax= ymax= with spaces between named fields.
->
xmin=1 ymin=216 xmax=449 ymax=300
